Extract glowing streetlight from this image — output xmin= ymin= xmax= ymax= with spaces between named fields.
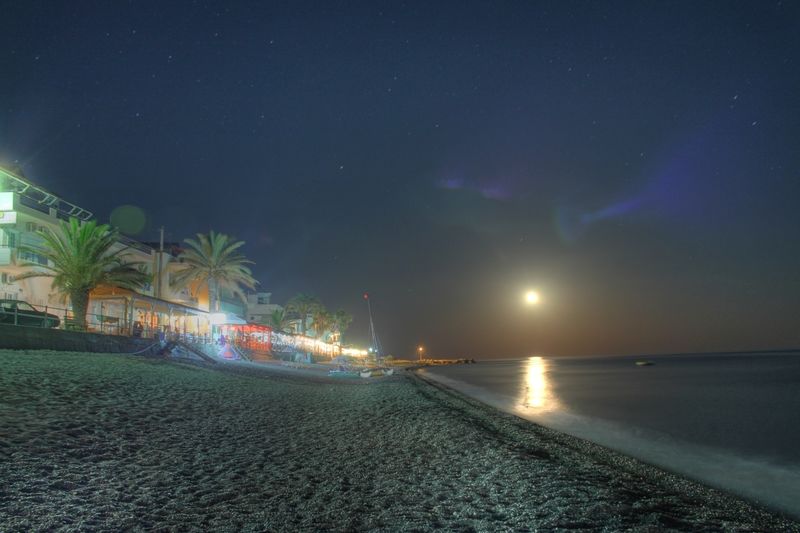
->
xmin=525 ymin=290 xmax=540 ymax=305
xmin=417 ymin=345 xmax=424 ymax=362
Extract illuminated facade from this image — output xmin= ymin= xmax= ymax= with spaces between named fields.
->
xmin=245 ymin=291 xmax=282 ymax=325
xmin=0 ymin=166 xmax=343 ymax=358
xmin=0 ymin=166 xmax=211 ymax=335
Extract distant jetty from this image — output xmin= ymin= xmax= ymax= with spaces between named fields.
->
xmin=392 ymin=358 xmax=477 ymax=367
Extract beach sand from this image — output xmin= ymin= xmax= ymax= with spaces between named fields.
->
xmin=1 ymin=350 xmax=796 ymax=531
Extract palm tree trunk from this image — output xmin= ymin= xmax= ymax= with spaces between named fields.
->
xmin=70 ymin=290 xmax=90 ymax=330
xmin=211 ymin=279 xmax=220 ymax=312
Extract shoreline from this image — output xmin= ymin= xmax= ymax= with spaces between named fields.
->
xmin=1 ymin=349 xmax=797 ymax=531
xmin=420 ymin=355 xmax=800 ymax=519
xmin=411 ymin=370 xmax=800 ymax=525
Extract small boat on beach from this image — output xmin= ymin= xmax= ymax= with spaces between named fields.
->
xmin=328 ymin=369 xmax=360 ymax=378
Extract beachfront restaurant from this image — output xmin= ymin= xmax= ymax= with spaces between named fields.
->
xmin=269 ymin=330 xmax=340 ymax=359
xmin=216 ymin=322 xmax=273 ymax=354
xmin=297 ymin=335 xmax=339 ymax=358
xmin=88 ymin=286 xmax=211 ymax=339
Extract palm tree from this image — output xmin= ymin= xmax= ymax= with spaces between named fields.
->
xmin=330 ymin=309 xmax=353 ymax=343
xmin=310 ymin=307 xmax=332 ymax=340
xmin=267 ymin=308 xmax=293 ymax=333
xmin=286 ymin=293 xmax=320 ymax=336
xmin=14 ymin=218 xmax=149 ymax=329
xmin=171 ymin=231 xmax=257 ymax=312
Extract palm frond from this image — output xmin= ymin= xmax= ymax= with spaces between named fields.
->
xmin=12 ymin=218 xmax=149 ymax=325
xmin=172 ymin=230 xmax=257 ymax=310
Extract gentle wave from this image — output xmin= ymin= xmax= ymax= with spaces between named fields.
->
xmin=422 ymin=354 xmax=800 ymax=517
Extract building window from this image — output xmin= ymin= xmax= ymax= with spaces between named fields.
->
xmin=257 ymin=296 xmax=268 ymax=305
xmin=0 ymin=230 xmax=15 ymax=248
xmin=19 ymin=251 xmax=48 ymax=266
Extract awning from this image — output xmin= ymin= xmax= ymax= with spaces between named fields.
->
xmin=210 ymin=312 xmax=247 ymax=325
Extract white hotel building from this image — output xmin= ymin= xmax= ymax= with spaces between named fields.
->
xmin=0 ymin=166 xmax=213 ymax=337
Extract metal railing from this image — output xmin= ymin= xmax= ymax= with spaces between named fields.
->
xmin=117 ymin=234 xmax=156 ymax=255
xmin=1 ymin=167 xmax=93 ymax=221
xmin=0 ymin=303 xmax=213 ymax=342
xmin=0 ymin=302 xmax=340 ymax=361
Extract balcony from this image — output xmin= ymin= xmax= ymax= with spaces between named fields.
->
xmin=170 ymin=293 xmax=200 ymax=307
xmin=0 ymin=233 xmax=50 ymax=268
xmin=10 ymin=232 xmax=48 ymax=267
xmin=18 ymin=231 xmax=45 ymax=251
xmin=16 ymin=250 xmax=48 ymax=266
xmin=219 ymin=299 xmax=246 ymax=318
xmin=117 ymin=234 xmax=155 ymax=255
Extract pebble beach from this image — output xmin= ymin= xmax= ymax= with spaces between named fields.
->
xmin=1 ymin=350 xmax=797 ymax=531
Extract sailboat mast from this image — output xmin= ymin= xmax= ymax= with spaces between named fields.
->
xmin=364 ymin=292 xmax=381 ymax=356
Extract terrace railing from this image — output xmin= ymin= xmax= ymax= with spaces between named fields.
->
xmin=1 ymin=302 xmax=339 ymax=361
xmin=0 ymin=302 xmax=213 ymax=343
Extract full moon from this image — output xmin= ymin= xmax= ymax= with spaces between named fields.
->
xmin=525 ymin=291 xmax=540 ymax=304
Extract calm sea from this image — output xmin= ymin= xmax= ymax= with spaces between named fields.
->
xmin=421 ymin=351 xmax=800 ymax=517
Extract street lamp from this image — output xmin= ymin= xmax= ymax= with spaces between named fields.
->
xmin=417 ymin=345 xmax=424 ymax=362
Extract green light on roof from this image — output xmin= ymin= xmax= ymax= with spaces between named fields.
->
xmin=0 ymin=192 xmax=13 ymax=211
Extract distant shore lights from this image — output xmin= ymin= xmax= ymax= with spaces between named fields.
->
xmin=342 ymin=347 xmax=369 ymax=357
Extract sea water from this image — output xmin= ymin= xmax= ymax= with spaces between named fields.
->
xmin=421 ymin=351 xmax=800 ymax=517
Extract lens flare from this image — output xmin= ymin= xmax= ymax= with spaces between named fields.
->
xmin=110 ymin=205 xmax=147 ymax=234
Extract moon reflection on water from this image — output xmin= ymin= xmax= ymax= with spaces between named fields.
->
xmin=519 ymin=356 xmax=560 ymax=413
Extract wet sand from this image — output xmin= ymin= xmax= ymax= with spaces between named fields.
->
xmin=1 ymin=350 xmax=797 ymax=531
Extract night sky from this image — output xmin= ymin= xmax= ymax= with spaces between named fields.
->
xmin=2 ymin=1 xmax=799 ymax=358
